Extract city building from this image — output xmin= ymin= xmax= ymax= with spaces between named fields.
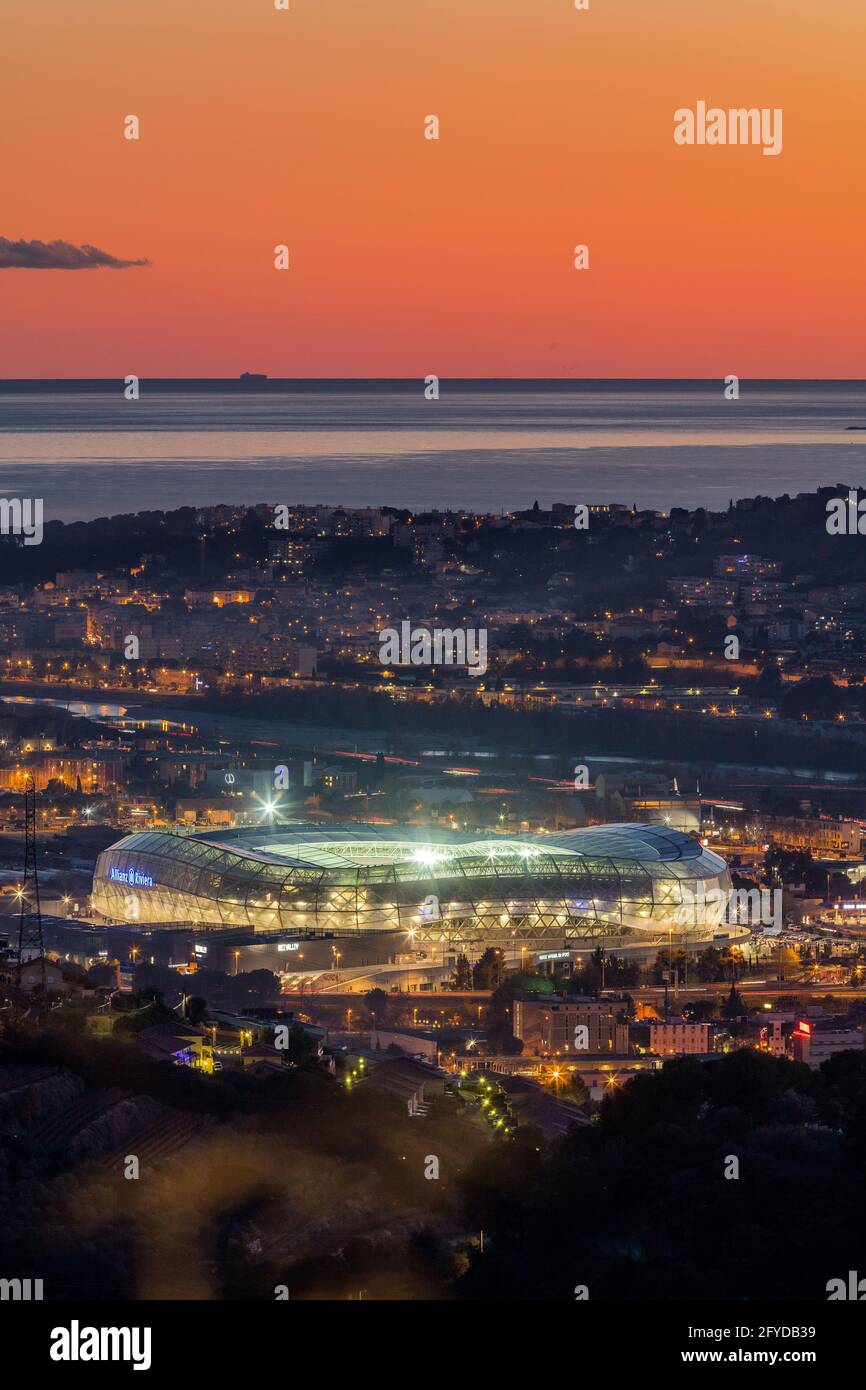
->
xmin=15 ymin=956 xmax=74 ymax=995
xmin=649 ymin=1018 xmax=717 ymax=1056
xmin=790 ymin=1016 xmax=863 ymax=1068
xmin=512 ymin=993 xmax=630 ymax=1056
xmin=0 ymin=752 xmax=127 ymax=793
xmin=765 ymin=818 xmax=862 ymax=859
xmin=713 ymin=554 xmax=783 ymax=581
xmin=369 ymin=1027 xmax=439 ymax=1062
xmin=760 ymin=1010 xmax=797 ymax=1057
xmin=365 ymin=1057 xmax=446 ymax=1117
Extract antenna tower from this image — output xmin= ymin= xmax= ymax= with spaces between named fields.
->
xmin=16 ymin=774 xmax=45 ymax=995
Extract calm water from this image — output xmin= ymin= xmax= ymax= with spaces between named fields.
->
xmin=0 ymin=381 xmax=864 ymax=520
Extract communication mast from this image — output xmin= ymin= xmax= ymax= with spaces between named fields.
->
xmin=16 ymin=774 xmax=45 ymax=996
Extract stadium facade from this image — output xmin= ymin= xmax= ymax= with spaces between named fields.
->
xmin=91 ymin=823 xmax=733 ymax=947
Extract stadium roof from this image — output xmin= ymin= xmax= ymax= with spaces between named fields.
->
xmin=166 ymin=821 xmax=714 ymax=871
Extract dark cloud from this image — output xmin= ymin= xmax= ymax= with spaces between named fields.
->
xmin=0 ymin=237 xmax=150 ymax=270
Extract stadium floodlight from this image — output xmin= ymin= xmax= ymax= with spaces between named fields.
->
xmin=411 ymin=847 xmax=447 ymax=865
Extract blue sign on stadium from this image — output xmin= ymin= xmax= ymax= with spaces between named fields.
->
xmin=109 ymin=867 xmax=155 ymax=889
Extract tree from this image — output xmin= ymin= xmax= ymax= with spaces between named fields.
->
xmin=363 ymin=987 xmax=390 ymax=1026
xmin=570 ymin=946 xmax=603 ymax=994
xmin=695 ymin=947 xmax=726 ymax=984
xmin=184 ymin=995 xmax=208 ymax=1026
xmin=287 ymin=1022 xmax=320 ymax=1066
xmin=719 ymin=983 xmax=746 ymax=1020
xmin=486 ymin=977 xmax=521 ymax=1053
xmin=682 ymin=998 xmax=718 ymax=1022
xmin=750 ymin=662 xmax=783 ymax=697
xmin=765 ymin=846 xmax=812 ymax=888
xmin=651 ymin=947 xmax=689 ymax=986
xmin=137 ymin=985 xmax=165 ymax=1006
xmin=472 ymin=948 xmax=505 ymax=991
xmin=232 ymin=969 xmax=279 ymax=1004
xmin=779 ymin=675 xmax=845 ymax=722
xmin=568 ymin=1072 xmax=590 ymax=1106
xmin=451 ymin=954 xmax=472 ymax=991
xmin=604 ymin=953 xmax=640 ymax=988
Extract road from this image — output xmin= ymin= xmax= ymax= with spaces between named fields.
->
xmin=634 ymin=981 xmax=865 ymax=1002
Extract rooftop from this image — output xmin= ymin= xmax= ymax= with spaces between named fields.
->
xmin=177 ymin=821 xmax=715 ymax=871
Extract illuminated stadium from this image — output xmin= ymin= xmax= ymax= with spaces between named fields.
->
xmin=91 ymin=823 xmax=734 ymax=947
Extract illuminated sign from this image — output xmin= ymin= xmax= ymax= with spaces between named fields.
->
xmin=194 ymin=944 xmax=208 ymax=956
xmin=537 ymin=950 xmax=571 ymax=961
xmin=277 ymin=942 xmax=300 ymax=952
xmin=109 ymin=867 xmax=154 ymax=889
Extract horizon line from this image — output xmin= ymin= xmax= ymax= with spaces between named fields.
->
xmin=1 ymin=375 xmax=865 ymax=390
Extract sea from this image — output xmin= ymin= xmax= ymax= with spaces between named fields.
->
xmin=0 ymin=379 xmax=864 ymax=522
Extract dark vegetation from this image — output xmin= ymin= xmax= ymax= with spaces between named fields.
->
xmin=199 ymin=684 xmax=866 ymax=773
xmin=0 ymin=1022 xmax=486 ymax=1300
xmin=454 ymin=1048 xmax=866 ymax=1300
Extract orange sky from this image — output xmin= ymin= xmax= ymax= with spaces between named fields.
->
xmin=3 ymin=0 xmax=864 ymax=377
